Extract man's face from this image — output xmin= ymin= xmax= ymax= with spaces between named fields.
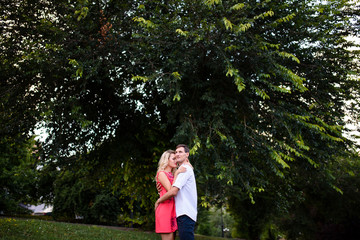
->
xmin=175 ymin=147 xmax=188 ymax=164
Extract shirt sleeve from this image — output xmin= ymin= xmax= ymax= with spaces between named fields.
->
xmin=173 ymin=165 xmax=192 ymax=190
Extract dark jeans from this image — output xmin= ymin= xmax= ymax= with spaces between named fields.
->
xmin=177 ymin=215 xmax=195 ymax=240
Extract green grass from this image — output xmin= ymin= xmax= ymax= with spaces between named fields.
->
xmin=0 ymin=217 xmax=229 ymax=240
xmin=0 ymin=217 xmax=159 ymax=240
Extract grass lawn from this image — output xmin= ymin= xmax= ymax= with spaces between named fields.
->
xmin=0 ymin=217 xmax=229 ymax=240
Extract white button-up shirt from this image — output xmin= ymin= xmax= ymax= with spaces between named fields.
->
xmin=172 ymin=164 xmax=198 ymax=222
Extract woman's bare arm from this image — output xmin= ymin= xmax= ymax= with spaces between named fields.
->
xmin=173 ymin=165 xmax=187 ymax=183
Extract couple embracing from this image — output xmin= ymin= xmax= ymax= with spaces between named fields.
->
xmin=155 ymin=144 xmax=197 ymax=240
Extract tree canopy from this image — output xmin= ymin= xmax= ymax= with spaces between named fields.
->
xmin=1 ymin=0 xmax=359 ymax=238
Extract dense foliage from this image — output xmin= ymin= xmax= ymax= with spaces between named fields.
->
xmin=0 ymin=135 xmax=38 ymax=214
xmin=1 ymin=0 xmax=359 ymax=239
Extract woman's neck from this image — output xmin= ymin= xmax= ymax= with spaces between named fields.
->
xmin=164 ymin=166 xmax=172 ymax=172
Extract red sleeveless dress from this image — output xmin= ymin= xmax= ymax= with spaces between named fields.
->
xmin=155 ymin=171 xmax=177 ymax=233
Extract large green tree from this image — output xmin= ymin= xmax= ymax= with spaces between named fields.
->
xmin=1 ymin=0 xmax=359 ymax=238
xmin=127 ymin=1 xmax=359 ymax=237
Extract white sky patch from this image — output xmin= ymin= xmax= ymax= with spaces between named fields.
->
xmin=34 ymin=123 xmax=49 ymax=142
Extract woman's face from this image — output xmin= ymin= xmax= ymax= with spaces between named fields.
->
xmin=168 ymin=153 xmax=177 ymax=168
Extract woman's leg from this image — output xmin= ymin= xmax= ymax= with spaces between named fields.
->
xmin=161 ymin=233 xmax=175 ymax=240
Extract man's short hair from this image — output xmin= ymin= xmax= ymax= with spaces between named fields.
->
xmin=176 ymin=144 xmax=189 ymax=153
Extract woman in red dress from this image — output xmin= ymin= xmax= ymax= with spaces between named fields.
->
xmin=155 ymin=150 xmax=186 ymax=240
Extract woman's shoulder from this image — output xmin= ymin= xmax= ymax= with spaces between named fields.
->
xmin=157 ymin=171 xmax=173 ymax=183
xmin=158 ymin=171 xmax=173 ymax=178
xmin=157 ymin=171 xmax=170 ymax=177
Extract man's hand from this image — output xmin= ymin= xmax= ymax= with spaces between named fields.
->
xmin=156 ymin=182 xmax=162 ymax=194
xmin=154 ymin=200 xmax=159 ymax=210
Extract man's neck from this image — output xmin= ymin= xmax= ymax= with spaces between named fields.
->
xmin=179 ymin=159 xmax=189 ymax=166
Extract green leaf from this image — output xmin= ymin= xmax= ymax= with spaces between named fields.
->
xmin=132 ymin=17 xmax=156 ymax=29
xmin=254 ymin=10 xmax=274 ymax=20
xmin=175 ymin=29 xmax=189 ymax=37
xmin=131 ymin=75 xmax=148 ymax=82
xmin=235 ymin=23 xmax=252 ymax=33
xmin=173 ymin=93 xmax=181 ymax=101
xmin=271 ymin=150 xmax=290 ymax=169
xmin=215 ymin=129 xmax=227 ymax=141
xmin=277 ymin=51 xmax=300 ymax=64
xmin=230 ymin=3 xmax=245 ymax=11
xmin=223 ymin=17 xmax=233 ymax=30
xmin=171 ymin=71 xmax=182 ymax=80
xmin=190 ymin=136 xmax=201 ymax=155
xmin=204 ymin=0 xmax=222 ymax=7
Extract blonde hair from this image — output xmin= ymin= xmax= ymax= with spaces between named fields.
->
xmin=156 ymin=150 xmax=176 ymax=179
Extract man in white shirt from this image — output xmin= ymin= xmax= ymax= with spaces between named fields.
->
xmin=155 ymin=144 xmax=198 ymax=240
